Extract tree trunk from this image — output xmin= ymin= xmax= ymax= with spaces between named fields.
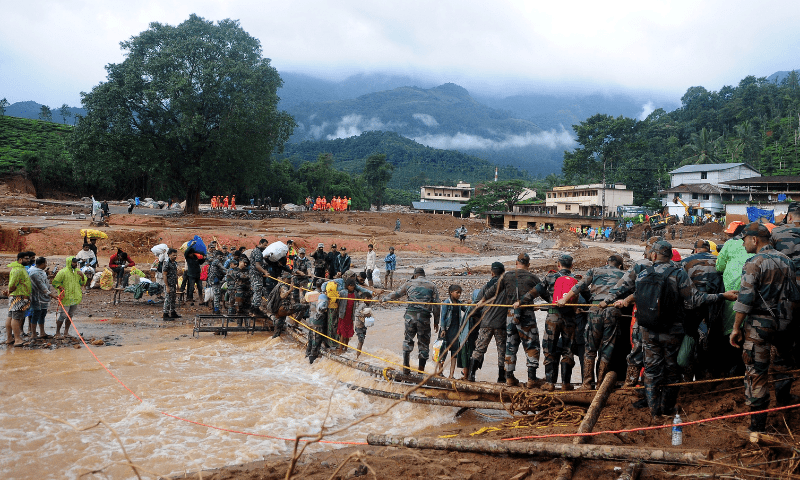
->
xmin=184 ymin=185 xmax=200 ymax=214
xmin=366 ymin=434 xmax=709 ymax=465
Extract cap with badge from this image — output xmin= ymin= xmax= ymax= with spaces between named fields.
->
xmin=298 ymin=248 xmax=306 ymax=254
xmin=491 ymin=261 xmax=505 ymax=273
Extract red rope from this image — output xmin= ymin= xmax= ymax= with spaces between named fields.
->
xmin=56 ymin=300 xmax=367 ymax=445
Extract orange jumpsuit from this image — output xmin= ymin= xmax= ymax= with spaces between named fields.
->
xmin=223 ymin=196 xmax=229 ymax=209
xmin=231 ymin=196 xmax=236 ymax=210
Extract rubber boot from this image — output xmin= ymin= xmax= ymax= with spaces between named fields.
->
xmin=596 ymin=360 xmax=610 ymax=387
xmin=402 ymin=352 xmax=411 ymax=376
xmin=467 ymin=358 xmax=479 ymax=382
xmin=645 ymin=385 xmax=662 ymax=420
xmin=162 ymin=313 xmax=172 ymax=321
xmin=526 ymin=366 xmax=541 ymax=389
xmin=623 ymin=365 xmax=640 ymax=388
xmin=497 ymin=366 xmax=506 ymax=384
xmin=631 ymin=389 xmax=648 ymax=409
xmin=560 ymin=363 xmax=574 ymax=391
xmin=418 ymin=358 xmax=427 ymax=374
xmin=748 ymin=406 xmax=768 ymax=433
xmin=774 ymin=377 xmax=800 ymax=406
xmin=541 ymin=363 xmax=556 ymax=391
xmin=578 ymin=358 xmax=595 ymax=390
xmin=170 ymin=311 xmax=181 ymax=319
xmin=660 ymin=386 xmax=679 ymax=416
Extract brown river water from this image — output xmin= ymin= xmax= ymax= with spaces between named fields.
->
xmin=0 ymin=309 xmax=469 ymax=480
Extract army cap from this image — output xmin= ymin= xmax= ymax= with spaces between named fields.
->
xmin=608 ymin=254 xmax=624 ymax=265
xmin=741 ymin=222 xmax=771 ymax=238
xmin=491 ymin=261 xmax=505 ymax=273
xmin=298 ymin=248 xmax=306 ymax=254
xmin=558 ymin=254 xmax=573 ymax=264
xmin=317 ymin=243 xmax=324 ymax=248
xmin=652 ymin=240 xmax=673 ymax=257
xmin=413 ymin=267 xmax=425 ymax=276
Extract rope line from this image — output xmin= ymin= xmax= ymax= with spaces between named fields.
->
xmin=55 ymin=300 xmax=367 ymax=445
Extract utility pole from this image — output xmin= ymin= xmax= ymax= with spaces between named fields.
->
xmin=601 ymin=159 xmax=606 ymax=231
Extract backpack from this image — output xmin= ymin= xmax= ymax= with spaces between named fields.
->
xmin=553 ymin=275 xmax=578 ymax=302
xmin=634 ymin=265 xmax=682 ymax=332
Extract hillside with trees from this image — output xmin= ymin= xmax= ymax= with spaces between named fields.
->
xmin=563 ymin=73 xmax=800 ymax=204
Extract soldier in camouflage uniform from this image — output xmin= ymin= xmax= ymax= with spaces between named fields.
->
xmin=292 ymin=248 xmax=312 ymax=303
xmin=476 ymin=254 xmax=542 ymax=387
xmin=469 ymin=263 xmax=507 ymax=383
xmin=310 ymin=243 xmax=327 ymax=280
xmin=225 ymin=259 xmax=241 ymax=315
xmin=731 ymin=222 xmax=800 ymax=432
xmin=680 ymin=240 xmax=724 ymax=379
xmin=162 ymin=248 xmax=180 ymax=320
xmin=208 ymin=250 xmax=226 ymax=314
xmin=382 ymin=267 xmax=441 ymax=374
xmin=611 ymin=240 xmax=732 ymax=420
xmin=770 ymin=202 xmax=800 ymax=364
xmin=517 ymin=254 xmax=575 ymax=391
xmin=266 ymin=274 xmax=306 ymax=338
xmin=558 ymin=254 xmax=625 ymax=389
xmin=306 ymin=280 xmax=328 ymax=364
xmin=601 ymin=238 xmax=662 ymax=389
xmin=249 ymin=239 xmax=269 ymax=314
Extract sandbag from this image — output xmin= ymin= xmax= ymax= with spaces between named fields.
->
xmin=264 ymin=241 xmax=288 ymax=262
xmin=151 ymin=243 xmax=169 ymax=256
xmin=432 ymin=339 xmax=444 ymax=363
xmin=204 ymin=287 xmax=214 ymax=304
xmin=130 ymin=267 xmax=146 ymax=278
xmin=372 ymin=268 xmax=381 ymax=286
xmin=90 ymin=272 xmax=103 ymax=289
xmin=80 ymin=229 xmax=108 ymax=240
xmin=99 ymin=268 xmax=114 ymax=290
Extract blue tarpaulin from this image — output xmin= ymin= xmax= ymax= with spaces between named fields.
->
xmin=747 ymin=207 xmax=775 ymax=223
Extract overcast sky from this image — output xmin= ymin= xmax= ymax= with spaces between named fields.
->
xmin=2 ymin=0 xmax=798 ymax=108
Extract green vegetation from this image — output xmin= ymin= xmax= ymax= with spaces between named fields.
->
xmin=564 ymin=73 xmax=800 ymax=204
xmin=279 ymin=131 xmax=528 ymax=191
xmin=461 ymin=179 xmax=529 ymax=216
xmin=0 ymin=116 xmax=72 ymax=172
xmin=69 ymin=14 xmax=295 ymax=213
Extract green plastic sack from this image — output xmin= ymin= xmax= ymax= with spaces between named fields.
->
xmin=677 ymin=335 xmax=696 ymax=368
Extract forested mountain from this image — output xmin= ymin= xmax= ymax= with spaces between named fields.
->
xmin=563 ymin=73 xmax=800 ymax=204
xmin=278 ymin=130 xmax=528 ymax=191
xmin=281 ymin=82 xmax=572 ymax=175
xmin=4 ymin=101 xmax=84 ymax=125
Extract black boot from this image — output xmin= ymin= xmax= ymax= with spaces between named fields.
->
xmin=645 ymin=385 xmax=662 ymax=419
xmin=468 ymin=358 xmax=479 ymax=382
xmin=541 ymin=363 xmax=557 ymax=391
xmin=660 ymin=386 xmax=680 ymax=416
xmin=418 ymin=358 xmax=427 ymax=374
xmin=497 ymin=366 xmax=506 ymax=383
xmin=631 ymin=389 xmax=648 ymax=409
xmin=402 ymin=352 xmax=411 ymax=376
xmin=749 ymin=406 xmax=768 ymax=433
xmin=560 ymin=363 xmax=574 ymax=391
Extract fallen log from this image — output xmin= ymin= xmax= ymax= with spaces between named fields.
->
xmin=345 ymin=383 xmax=513 ymax=411
xmin=555 ymin=371 xmax=618 ymax=480
xmin=366 ymin=434 xmax=710 ymax=465
xmin=286 ymin=326 xmax=592 ymax=404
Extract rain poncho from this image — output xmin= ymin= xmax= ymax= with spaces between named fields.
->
xmin=716 ymin=239 xmax=755 ymax=334
xmin=8 ymin=261 xmax=31 ymax=297
xmin=52 ymin=256 xmax=87 ymax=306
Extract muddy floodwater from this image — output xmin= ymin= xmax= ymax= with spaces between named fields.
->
xmin=0 ymin=313 xmax=465 ymax=479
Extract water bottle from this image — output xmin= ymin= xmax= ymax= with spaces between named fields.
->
xmin=672 ymin=414 xmax=683 ymax=446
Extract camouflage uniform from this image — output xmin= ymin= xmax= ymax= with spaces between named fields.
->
xmin=478 ymin=269 xmax=541 ymax=379
xmin=208 ymin=257 xmax=226 ymax=312
xmin=266 ymin=282 xmax=296 ymax=336
xmin=626 ymin=259 xmax=722 ymax=417
xmin=572 ymin=264 xmax=625 ymax=386
xmin=383 ymin=276 xmax=441 ymax=361
xmin=310 ymin=248 xmax=327 ymax=280
xmin=521 ymin=268 xmax=574 ymax=386
xmin=293 ymin=256 xmax=312 ymax=303
xmin=734 ymin=244 xmax=798 ymax=409
xmin=162 ymin=258 xmax=178 ymax=314
xmin=680 ymin=251 xmax=722 ymax=377
xmin=770 ymin=222 xmax=800 ymax=363
xmin=604 ymin=258 xmax=654 ymax=382
xmin=226 ymin=267 xmax=242 ymax=315
xmin=249 ymin=247 xmax=266 ymax=309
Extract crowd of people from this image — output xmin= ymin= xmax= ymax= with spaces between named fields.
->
xmin=308 ymin=195 xmax=352 ymax=211
xmin=7 ymin=207 xmax=800 ymax=434
xmin=210 ymin=195 xmax=237 ymax=210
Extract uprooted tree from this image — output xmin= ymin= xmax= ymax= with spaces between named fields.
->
xmin=69 ymin=14 xmax=295 ymax=213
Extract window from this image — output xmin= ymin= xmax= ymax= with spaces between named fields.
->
xmin=702 ymin=194 xmax=709 ymax=200
xmin=692 ymin=193 xmax=698 ymax=199
xmin=701 ymin=172 xmax=708 ymax=179
xmin=508 ymin=221 xmax=518 ymax=229
xmin=565 ymin=204 xmax=572 ymax=211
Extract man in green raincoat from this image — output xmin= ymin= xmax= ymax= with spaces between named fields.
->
xmin=5 ymin=252 xmax=33 ymax=346
xmin=52 ymin=256 xmax=87 ymax=338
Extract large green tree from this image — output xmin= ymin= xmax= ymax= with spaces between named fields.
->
xmin=70 ymin=14 xmax=295 ymax=213
xmin=361 ymin=153 xmax=393 ymax=210
xmin=462 ymin=179 xmax=528 ymax=216
xmin=38 ymin=105 xmax=52 ymax=122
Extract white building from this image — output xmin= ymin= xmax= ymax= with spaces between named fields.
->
xmin=413 ymin=181 xmax=474 ymax=217
xmin=661 ymin=163 xmax=761 ymax=216
xmin=545 ymin=183 xmax=633 ymax=217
